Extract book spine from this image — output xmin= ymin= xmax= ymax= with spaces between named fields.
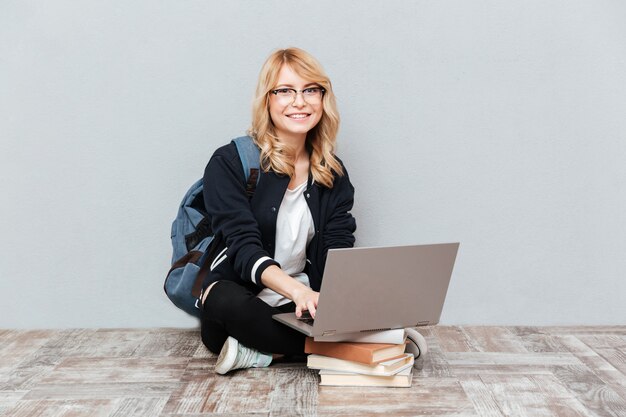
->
xmin=304 ymin=338 xmax=408 ymax=364
xmin=304 ymin=339 xmax=371 ymax=363
xmin=319 ymin=373 xmax=411 ymax=387
xmin=307 ymin=354 xmax=414 ymax=376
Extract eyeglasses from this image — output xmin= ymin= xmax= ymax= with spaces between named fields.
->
xmin=270 ymin=86 xmax=326 ymax=104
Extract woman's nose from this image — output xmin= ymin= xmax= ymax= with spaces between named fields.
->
xmin=291 ymin=92 xmax=306 ymax=107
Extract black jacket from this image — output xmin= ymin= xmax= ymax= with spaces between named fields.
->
xmin=201 ymin=141 xmax=356 ymax=294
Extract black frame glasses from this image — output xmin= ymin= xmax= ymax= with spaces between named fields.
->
xmin=270 ymin=86 xmax=326 ymax=102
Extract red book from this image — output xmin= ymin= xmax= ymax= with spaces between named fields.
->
xmin=304 ymin=338 xmax=406 ymax=364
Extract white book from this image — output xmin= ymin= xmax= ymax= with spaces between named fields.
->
xmin=308 ymin=353 xmax=414 ymax=376
xmin=319 ymin=366 xmax=413 ymax=387
xmin=313 ymin=328 xmax=407 ymax=344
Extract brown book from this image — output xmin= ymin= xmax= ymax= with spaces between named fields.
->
xmin=304 ymin=338 xmax=406 ymax=364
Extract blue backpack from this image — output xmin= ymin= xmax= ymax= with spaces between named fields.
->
xmin=165 ymin=136 xmax=261 ymax=318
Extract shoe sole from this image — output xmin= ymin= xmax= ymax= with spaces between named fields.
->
xmin=215 ymin=336 xmax=238 ymax=375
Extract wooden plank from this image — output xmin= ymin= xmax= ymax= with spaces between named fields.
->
xmin=83 ymin=329 xmax=151 ymax=357
xmin=449 ymin=366 xmax=554 ymax=377
xmin=462 ymin=326 xmax=528 ymax=353
xmin=0 ymin=332 xmax=57 ymax=390
xmin=551 ymin=365 xmax=626 ymax=417
xmin=0 ymin=355 xmax=22 ymax=385
xmin=40 ymin=357 xmax=189 ymax=384
xmin=161 ymin=357 xmax=219 ymax=414
xmin=199 ymin=368 xmax=272 ymax=414
xmin=556 ymin=335 xmax=626 ymax=402
xmin=163 ymin=414 xmax=268 ymax=417
xmin=529 ymin=374 xmax=595 ymax=417
xmin=510 ymin=326 xmax=573 ymax=353
xmin=0 ymin=354 xmax=63 ymax=390
xmin=22 ymin=382 xmax=181 ymax=400
xmin=0 ymin=390 xmax=28 ymax=415
xmin=576 ymin=335 xmax=626 ymax=351
xmin=444 ymin=352 xmax=582 ymax=366
xmin=432 ymin=326 xmax=480 ymax=353
xmin=416 ymin=348 xmax=455 ymax=378
xmin=269 ymin=367 xmax=318 ymax=416
xmin=0 ymin=330 xmax=55 ymax=357
xmin=161 ymin=375 xmax=216 ymax=414
xmin=412 ymin=328 xmax=454 ymax=378
xmin=131 ymin=328 xmax=199 ymax=358
xmin=35 ymin=329 xmax=98 ymax=357
xmin=33 ymin=328 xmax=147 ymax=358
xmin=109 ymin=397 xmax=168 ymax=417
xmin=317 ymin=377 xmax=477 ymax=416
xmin=3 ymin=399 xmax=117 ymax=417
xmin=543 ymin=326 xmax=626 ymax=336
xmin=596 ymin=347 xmax=626 ymax=376
xmin=193 ymin=341 xmax=212 ymax=359
xmin=444 ymin=351 xmax=580 ymax=377
xmin=163 ymin=356 xmax=273 ymax=415
xmin=479 ymin=373 xmax=592 ymax=417
xmin=458 ymin=376 xmax=506 ymax=417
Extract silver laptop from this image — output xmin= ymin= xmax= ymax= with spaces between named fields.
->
xmin=272 ymin=243 xmax=459 ymax=337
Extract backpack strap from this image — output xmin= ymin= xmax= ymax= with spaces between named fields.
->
xmin=232 ymin=135 xmax=261 ymax=197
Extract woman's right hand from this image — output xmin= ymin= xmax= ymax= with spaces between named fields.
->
xmin=291 ymin=287 xmax=320 ymax=318
xmin=261 ymin=265 xmax=320 ymax=318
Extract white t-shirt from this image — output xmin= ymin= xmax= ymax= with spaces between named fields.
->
xmin=256 ymin=180 xmax=315 ymax=306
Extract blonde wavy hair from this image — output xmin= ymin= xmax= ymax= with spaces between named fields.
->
xmin=247 ymin=47 xmax=343 ymax=188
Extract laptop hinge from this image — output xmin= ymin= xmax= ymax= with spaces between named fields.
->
xmin=322 ymin=331 xmax=336 ymax=336
xmin=416 ymin=321 xmax=430 ymax=326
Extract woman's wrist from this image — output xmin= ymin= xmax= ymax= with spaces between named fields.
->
xmin=260 ymin=264 xmax=319 ymax=317
xmin=260 ymin=265 xmax=302 ymax=300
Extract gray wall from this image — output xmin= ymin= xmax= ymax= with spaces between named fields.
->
xmin=1 ymin=1 xmax=625 ymax=329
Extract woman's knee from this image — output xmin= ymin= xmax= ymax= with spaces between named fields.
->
xmin=200 ymin=280 xmax=253 ymax=354
xmin=202 ymin=280 xmax=253 ymax=319
xmin=201 ymin=280 xmax=219 ymax=305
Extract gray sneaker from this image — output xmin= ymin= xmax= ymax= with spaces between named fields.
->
xmin=405 ymin=328 xmax=428 ymax=359
xmin=214 ymin=336 xmax=273 ymax=375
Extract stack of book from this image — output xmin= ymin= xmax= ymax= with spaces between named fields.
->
xmin=304 ymin=337 xmax=414 ymax=387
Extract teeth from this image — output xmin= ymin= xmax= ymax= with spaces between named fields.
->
xmin=288 ymin=114 xmax=309 ymax=119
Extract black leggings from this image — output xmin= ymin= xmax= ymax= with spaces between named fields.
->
xmin=201 ymin=280 xmax=306 ymax=356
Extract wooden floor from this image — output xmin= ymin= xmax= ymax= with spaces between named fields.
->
xmin=0 ymin=326 xmax=625 ymax=416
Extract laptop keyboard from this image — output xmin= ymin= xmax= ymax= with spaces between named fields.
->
xmin=297 ymin=311 xmax=314 ymax=326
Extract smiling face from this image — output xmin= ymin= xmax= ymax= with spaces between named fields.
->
xmin=268 ymin=64 xmax=324 ymax=143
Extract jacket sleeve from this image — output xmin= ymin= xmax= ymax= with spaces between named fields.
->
xmin=202 ymin=145 xmax=278 ymax=287
xmin=322 ymin=164 xmax=357 ymax=255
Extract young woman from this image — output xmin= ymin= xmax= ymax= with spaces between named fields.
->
xmin=199 ymin=47 xmax=425 ymax=374
xmin=198 ymin=47 xmax=355 ymax=374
